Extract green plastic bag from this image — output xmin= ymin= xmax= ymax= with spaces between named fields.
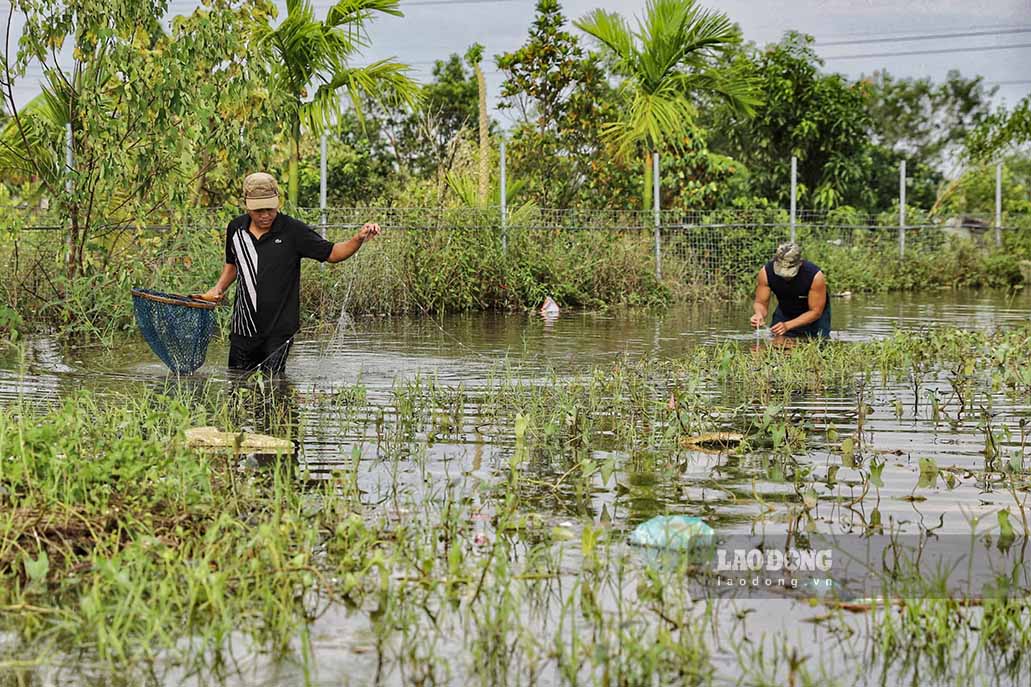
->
xmin=628 ymin=515 xmax=714 ymax=551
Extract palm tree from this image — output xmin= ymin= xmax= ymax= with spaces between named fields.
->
xmin=254 ymin=0 xmax=420 ymax=206
xmin=575 ymin=0 xmax=759 ymax=209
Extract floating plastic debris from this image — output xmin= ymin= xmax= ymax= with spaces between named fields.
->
xmin=628 ymin=515 xmax=714 ymax=551
xmin=540 ymin=296 xmax=560 ymax=316
xmin=185 ymin=426 xmax=294 ymax=454
xmin=678 ymin=432 xmax=744 ymax=449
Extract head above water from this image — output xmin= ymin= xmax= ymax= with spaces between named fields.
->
xmin=773 ymin=242 xmax=803 ymax=279
xmin=243 ymin=172 xmax=280 ymax=229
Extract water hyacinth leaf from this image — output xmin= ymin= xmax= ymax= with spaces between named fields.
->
xmin=825 ymin=465 xmax=839 ymax=487
xmin=998 ymin=510 xmax=1015 ymax=539
xmin=1008 ymin=453 xmax=1024 ymax=473
xmin=514 ymin=413 xmax=529 ymax=445
xmin=719 ymin=348 xmax=733 ymax=375
xmin=869 ymin=459 xmax=885 ymax=488
xmin=551 ymin=525 xmax=576 ymax=542
xmin=23 ymin=550 xmax=49 ymax=583
xmin=918 ymin=457 xmax=939 ymax=488
xmin=840 ymin=437 xmax=855 ymax=467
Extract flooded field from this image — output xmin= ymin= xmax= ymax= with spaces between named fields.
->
xmin=2 ymin=289 xmax=1030 ymax=686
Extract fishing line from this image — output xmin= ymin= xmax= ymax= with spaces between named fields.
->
xmin=332 ymin=229 xmax=503 ymax=366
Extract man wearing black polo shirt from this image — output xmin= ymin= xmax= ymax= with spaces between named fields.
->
xmin=200 ymin=172 xmax=380 ymax=373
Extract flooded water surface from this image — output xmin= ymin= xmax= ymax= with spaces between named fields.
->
xmin=2 ymin=288 xmax=1030 ymax=686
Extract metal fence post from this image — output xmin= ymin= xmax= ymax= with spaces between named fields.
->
xmin=65 ymin=122 xmax=74 ymax=258
xmin=899 ymin=160 xmax=906 ymax=258
xmin=653 ymin=152 xmax=661 ymax=280
xmin=790 ymin=156 xmax=797 ymax=243
xmin=500 ymin=137 xmax=507 ymax=255
xmin=995 ymin=162 xmax=1003 ymax=248
xmin=319 ymin=132 xmax=328 ymax=237
xmin=65 ymin=123 xmax=73 ymax=194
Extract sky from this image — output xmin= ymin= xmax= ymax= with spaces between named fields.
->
xmin=1 ymin=0 xmax=1029 ymax=122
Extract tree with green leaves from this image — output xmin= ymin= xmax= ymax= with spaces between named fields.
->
xmin=858 ymin=69 xmax=997 ymax=209
xmin=965 ymin=95 xmax=1031 ymax=164
xmin=296 ymin=110 xmax=394 ymax=206
xmin=252 ymin=0 xmax=418 ymax=207
xmin=384 ymin=53 xmax=480 ymax=179
xmin=1 ymin=0 xmax=283 ymax=281
xmin=575 ymin=0 xmax=759 ymax=210
xmin=864 ymin=70 xmax=997 ymax=173
xmin=497 ymin=0 xmax=628 ymax=208
xmin=713 ymin=33 xmax=872 ymax=209
xmin=932 ymin=94 xmax=1031 ymax=217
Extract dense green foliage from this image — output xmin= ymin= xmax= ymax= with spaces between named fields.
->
xmin=251 ymin=0 xmax=418 ymax=205
xmin=1 ymin=0 xmax=1029 ymax=337
xmin=1 ymin=0 xmax=284 ymax=279
xmin=575 ymin=0 xmax=759 ymax=210
xmin=2 ymin=215 xmax=1028 ymax=345
xmin=714 ymin=33 xmax=873 ymax=209
xmin=497 ymin=0 xmax=629 ymax=208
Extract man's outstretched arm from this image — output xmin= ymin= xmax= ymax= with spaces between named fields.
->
xmin=326 ymin=223 xmax=381 ymax=264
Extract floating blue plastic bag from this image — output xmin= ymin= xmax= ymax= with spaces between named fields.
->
xmin=628 ymin=515 xmax=715 ymax=551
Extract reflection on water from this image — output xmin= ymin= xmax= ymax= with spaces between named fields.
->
xmin=5 ymin=289 xmax=1029 ymax=394
xmin=2 ymin=289 xmax=1030 ymax=686
xmin=2 ymin=289 xmax=1028 ymax=535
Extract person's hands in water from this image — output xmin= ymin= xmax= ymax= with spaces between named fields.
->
xmin=358 ymin=223 xmax=382 ymax=241
xmin=770 ymin=321 xmax=792 ymax=337
xmin=750 ymin=313 xmax=765 ymax=329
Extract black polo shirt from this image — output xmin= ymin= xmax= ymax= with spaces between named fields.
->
xmin=224 ymin=213 xmax=333 ymax=339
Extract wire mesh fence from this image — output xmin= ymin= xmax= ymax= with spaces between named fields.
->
xmin=5 ymin=205 xmax=1030 ymax=282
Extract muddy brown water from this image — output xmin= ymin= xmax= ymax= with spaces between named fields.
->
xmin=2 ymin=289 xmax=1030 ymax=686
xmin=3 ymin=289 xmax=1029 ymax=534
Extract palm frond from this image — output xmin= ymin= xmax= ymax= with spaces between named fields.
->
xmin=601 ymin=83 xmax=697 ymax=157
xmin=669 ymin=67 xmax=760 ymax=116
xmin=326 ymin=0 xmax=403 ymax=27
xmin=575 ymin=10 xmax=637 ymax=72
xmin=0 ymin=69 xmax=71 ymax=185
xmin=306 ymin=59 xmax=418 ymax=131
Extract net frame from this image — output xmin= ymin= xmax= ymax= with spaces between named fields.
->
xmin=131 ymin=288 xmax=217 ymax=374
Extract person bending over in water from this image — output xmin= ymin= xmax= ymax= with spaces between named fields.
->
xmin=750 ymin=242 xmax=831 ymax=339
xmin=199 ymin=172 xmax=381 ymax=374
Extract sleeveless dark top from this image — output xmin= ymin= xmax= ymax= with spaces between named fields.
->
xmin=764 ymin=260 xmax=822 ymax=320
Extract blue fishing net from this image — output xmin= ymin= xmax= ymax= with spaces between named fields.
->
xmin=132 ymin=288 xmax=217 ymax=374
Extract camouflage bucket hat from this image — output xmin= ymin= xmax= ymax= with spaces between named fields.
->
xmin=773 ymin=242 xmax=803 ymax=279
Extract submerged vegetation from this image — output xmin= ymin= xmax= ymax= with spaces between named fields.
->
xmin=2 ymin=326 xmax=1030 ymax=683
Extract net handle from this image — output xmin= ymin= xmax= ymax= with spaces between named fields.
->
xmin=131 ymin=288 xmax=217 ymax=310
